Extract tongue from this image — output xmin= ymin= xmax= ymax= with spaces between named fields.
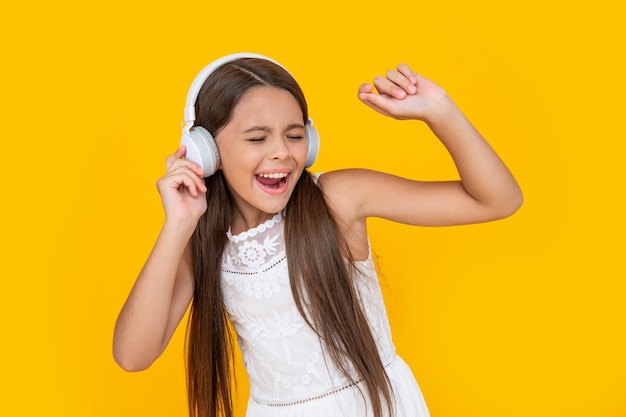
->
xmin=257 ymin=175 xmax=282 ymax=187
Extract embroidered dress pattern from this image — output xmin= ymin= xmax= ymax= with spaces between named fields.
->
xmin=220 ymin=209 xmax=430 ymax=416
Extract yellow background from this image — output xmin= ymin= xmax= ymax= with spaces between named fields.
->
xmin=1 ymin=0 xmax=624 ymax=416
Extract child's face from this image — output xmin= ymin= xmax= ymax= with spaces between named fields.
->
xmin=215 ymin=86 xmax=308 ymax=228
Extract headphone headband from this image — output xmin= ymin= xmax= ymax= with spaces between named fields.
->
xmin=183 ymin=52 xmax=285 ymax=132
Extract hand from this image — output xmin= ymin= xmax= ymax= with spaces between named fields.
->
xmin=358 ymin=63 xmax=451 ymax=122
xmin=156 ymin=146 xmax=208 ymax=226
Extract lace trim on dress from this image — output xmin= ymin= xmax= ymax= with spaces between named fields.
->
xmin=227 ymin=212 xmax=283 ymax=244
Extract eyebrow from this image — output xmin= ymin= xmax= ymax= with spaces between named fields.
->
xmin=242 ymin=123 xmax=305 ymax=134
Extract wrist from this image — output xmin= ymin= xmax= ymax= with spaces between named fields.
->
xmin=424 ymin=94 xmax=463 ymax=129
xmin=162 ymin=216 xmax=198 ymax=240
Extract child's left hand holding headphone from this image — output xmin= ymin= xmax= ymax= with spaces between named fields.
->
xmin=357 ymin=63 xmax=454 ymax=124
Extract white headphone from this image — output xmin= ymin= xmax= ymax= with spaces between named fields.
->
xmin=180 ymin=52 xmax=320 ymax=177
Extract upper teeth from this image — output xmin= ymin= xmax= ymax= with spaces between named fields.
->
xmin=258 ymin=173 xmax=288 ymax=179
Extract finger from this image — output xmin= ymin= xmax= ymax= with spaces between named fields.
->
xmin=357 ymin=83 xmax=375 ymax=95
xmin=357 ymin=92 xmax=393 ymax=117
xmin=172 ymin=165 xmax=208 ymax=194
xmin=165 ymin=146 xmax=186 ymax=170
xmin=385 ymin=68 xmax=417 ymax=95
xmin=166 ymin=148 xmax=206 ymax=177
xmin=180 ymin=172 xmax=206 ymax=198
xmin=164 ymin=158 xmax=208 ymax=188
xmin=160 ymin=170 xmax=207 ymax=197
xmin=357 ymin=83 xmax=379 ymax=105
xmin=397 ymin=63 xmax=417 ymax=85
xmin=373 ymin=75 xmax=408 ymax=100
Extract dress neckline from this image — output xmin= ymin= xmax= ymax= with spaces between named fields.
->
xmin=226 ymin=212 xmax=283 ymax=244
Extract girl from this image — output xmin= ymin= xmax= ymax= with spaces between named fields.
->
xmin=113 ymin=54 xmax=522 ymax=417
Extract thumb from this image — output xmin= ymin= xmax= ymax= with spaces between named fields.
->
xmin=358 ymin=92 xmax=394 ymax=117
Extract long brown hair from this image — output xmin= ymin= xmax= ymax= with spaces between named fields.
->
xmin=187 ymin=58 xmax=394 ymax=417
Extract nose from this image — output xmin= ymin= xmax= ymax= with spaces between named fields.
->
xmin=270 ymin=136 xmax=291 ymax=161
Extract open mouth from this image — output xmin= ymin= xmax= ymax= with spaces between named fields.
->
xmin=255 ymin=172 xmax=289 ymax=189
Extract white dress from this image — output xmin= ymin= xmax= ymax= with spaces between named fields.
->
xmin=221 ymin=211 xmax=430 ymax=417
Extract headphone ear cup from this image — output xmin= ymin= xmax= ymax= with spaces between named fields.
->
xmin=180 ymin=126 xmax=220 ymax=177
xmin=304 ymin=122 xmax=320 ymax=168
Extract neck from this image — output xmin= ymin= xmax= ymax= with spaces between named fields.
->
xmin=230 ymin=208 xmax=280 ymax=235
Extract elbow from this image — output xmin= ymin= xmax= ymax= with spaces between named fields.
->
xmin=112 ymin=344 xmax=156 ymax=372
xmin=495 ymin=189 xmax=524 ymax=220
xmin=113 ymin=353 xmax=153 ymax=373
xmin=509 ymin=187 xmax=524 ymax=215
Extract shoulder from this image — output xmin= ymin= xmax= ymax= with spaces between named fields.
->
xmin=313 ymin=169 xmax=384 ymax=259
xmin=314 ymin=169 xmax=380 ymax=220
xmin=315 ymin=168 xmax=393 ymax=198
xmin=313 ymin=168 xmax=360 ymax=195
xmin=314 ymin=168 xmax=376 ymax=187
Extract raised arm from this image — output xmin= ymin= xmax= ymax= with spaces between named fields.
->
xmin=112 ymin=147 xmax=207 ymax=371
xmin=322 ymin=63 xmax=522 ymax=229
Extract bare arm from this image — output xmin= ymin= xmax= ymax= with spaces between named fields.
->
xmin=113 ymin=147 xmax=207 ymax=371
xmin=321 ymin=64 xmax=522 ymax=230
